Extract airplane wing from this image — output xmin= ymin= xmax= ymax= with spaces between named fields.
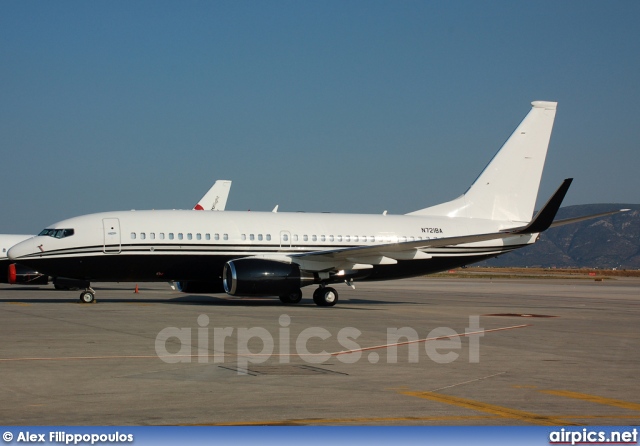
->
xmin=289 ymin=179 xmax=627 ymax=271
xmin=289 ymin=229 xmax=532 ymax=269
xmin=193 ymin=180 xmax=232 ymax=211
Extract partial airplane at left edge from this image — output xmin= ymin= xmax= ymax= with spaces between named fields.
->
xmin=0 ymin=180 xmax=232 ymax=287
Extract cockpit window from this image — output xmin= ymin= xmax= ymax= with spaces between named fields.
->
xmin=38 ymin=228 xmax=75 ymax=239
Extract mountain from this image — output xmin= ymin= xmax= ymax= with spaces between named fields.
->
xmin=478 ymin=204 xmax=640 ymax=269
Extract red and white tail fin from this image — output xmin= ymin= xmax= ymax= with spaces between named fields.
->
xmin=193 ymin=180 xmax=232 ymax=211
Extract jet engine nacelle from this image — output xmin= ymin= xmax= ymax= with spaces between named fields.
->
xmin=8 ymin=263 xmax=49 ymax=285
xmin=223 ymin=258 xmax=314 ymax=296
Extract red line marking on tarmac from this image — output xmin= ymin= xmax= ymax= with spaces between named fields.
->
xmin=0 ymin=324 xmax=531 ymax=362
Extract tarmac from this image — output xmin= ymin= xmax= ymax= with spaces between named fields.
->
xmin=1 ymin=276 xmax=639 ymax=426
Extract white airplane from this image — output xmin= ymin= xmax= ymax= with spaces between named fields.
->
xmin=8 ymin=102 xmax=626 ymax=305
xmin=0 ymin=179 xmax=232 ymax=287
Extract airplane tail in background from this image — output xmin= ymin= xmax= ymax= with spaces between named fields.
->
xmin=193 ymin=180 xmax=232 ymax=211
xmin=409 ymin=101 xmax=558 ymax=223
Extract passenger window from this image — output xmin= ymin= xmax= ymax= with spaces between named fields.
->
xmin=187 ymin=233 xmax=192 ymax=240
xmin=353 ymin=236 xmax=359 ymax=242
xmin=196 ymin=233 xmax=201 ymax=240
xmin=250 ymin=234 xmax=255 ymax=241
xmin=241 ymin=234 xmax=246 ymax=241
xmin=223 ymin=234 xmax=228 ymax=240
xmin=258 ymin=234 xmax=263 ymax=241
xmin=303 ymin=235 xmax=308 ymax=242
xmin=312 ymin=235 xmax=317 ymax=242
xmin=150 ymin=233 xmax=155 ymax=240
xmin=214 ymin=233 xmax=219 ymax=240
xmin=178 ymin=233 xmax=183 ymax=240
xmin=131 ymin=233 xmax=136 ymax=239
xmin=283 ymin=234 xmax=289 ymax=241
xmin=206 ymin=233 xmax=211 ymax=240
xmin=345 ymin=236 xmax=351 ymax=242
xmin=293 ymin=235 xmax=298 ymax=241
xmin=400 ymin=236 xmax=407 ymax=242
xmin=140 ymin=233 xmax=146 ymax=240
xmin=337 ymin=236 xmax=342 ymax=242
xmin=169 ymin=233 xmax=174 ymax=240
xmin=320 ymin=235 xmax=326 ymax=242
xmin=329 ymin=235 xmax=334 ymax=242
xmin=160 ymin=233 xmax=165 ymax=240
xmin=266 ymin=234 xmax=271 ymax=241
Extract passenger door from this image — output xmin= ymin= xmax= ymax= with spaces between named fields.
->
xmin=103 ymin=218 xmax=121 ymax=254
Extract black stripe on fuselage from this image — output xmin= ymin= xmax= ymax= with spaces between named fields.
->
xmin=16 ymin=242 xmax=528 ymax=260
xmin=14 ymin=247 xmax=515 ymax=283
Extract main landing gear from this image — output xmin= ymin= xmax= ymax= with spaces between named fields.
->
xmin=278 ymin=286 xmax=339 ymax=307
xmin=79 ymin=288 xmax=96 ymax=304
xmin=312 ymin=286 xmax=338 ymax=307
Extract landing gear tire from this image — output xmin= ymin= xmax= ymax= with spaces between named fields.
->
xmin=313 ymin=287 xmax=338 ymax=307
xmin=79 ymin=289 xmax=96 ymax=304
xmin=279 ymin=289 xmax=303 ymax=304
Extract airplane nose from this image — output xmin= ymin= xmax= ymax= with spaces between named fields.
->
xmin=7 ymin=239 xmax=37 ymax=261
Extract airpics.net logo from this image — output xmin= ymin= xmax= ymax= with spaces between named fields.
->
xmin=154 ymin=315 xmax=488 ymax=372
xmin=549 ymin=428 xmax=638 ymax=445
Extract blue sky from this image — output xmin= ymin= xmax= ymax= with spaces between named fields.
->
xmin=1 ymin=1 xmax=638 ymax=233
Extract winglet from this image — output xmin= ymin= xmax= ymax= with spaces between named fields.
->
xmin=510 ymin=178 xmax=573 ymax=234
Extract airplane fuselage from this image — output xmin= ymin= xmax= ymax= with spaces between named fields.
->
xmin=8 ymin=210 xmax=533 ymax=284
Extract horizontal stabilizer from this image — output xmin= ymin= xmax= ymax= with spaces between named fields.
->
xmin=549 ymin=208 xmax=630 ymax=229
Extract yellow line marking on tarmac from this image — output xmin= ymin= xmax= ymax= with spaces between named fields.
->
xmin=540 ymin=390 xmax=640 ymax=411
xmin=6 ymin=302 xmax=31 ymax=306
xmin=188 ymin=415 xmax=499 ymax=426
xmin=559 ymin=415 xmax=640 ymax=420
xmin=398 ymin=390 xmax=577 ymax=426
xmin=186 ymin=413 xmax=640 ymax=426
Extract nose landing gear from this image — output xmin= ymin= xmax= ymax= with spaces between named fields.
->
xmin=79 ymin=288 xmax=96 ymax=304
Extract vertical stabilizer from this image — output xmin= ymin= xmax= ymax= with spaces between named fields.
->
xmin=409 ymin=101 xmax=557 ymax=223
xmin=193 ymin=180 xmax=232 ymax=211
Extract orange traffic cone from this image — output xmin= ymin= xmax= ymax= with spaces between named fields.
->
xmin=134 ymin=284 xmax=139 ymax=294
